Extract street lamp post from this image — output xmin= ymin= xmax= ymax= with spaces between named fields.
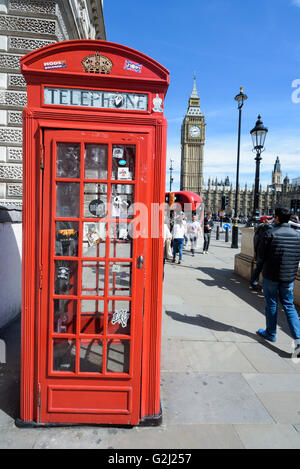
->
xmin=231 ymin=87 xmax=248 ymax=249
xmin=169 ymin=158 xmax=174 ymax=192
xmin=250 ymin=115 xmax=268 ymax=224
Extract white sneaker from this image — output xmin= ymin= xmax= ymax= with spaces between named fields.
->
xmin=205 ymin=251 xmax=209 ymax=254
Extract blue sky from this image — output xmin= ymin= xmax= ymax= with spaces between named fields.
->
xmin=104 ymin=0 xmax=300 ymax=190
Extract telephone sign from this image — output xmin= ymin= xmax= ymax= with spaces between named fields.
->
xmin=44 ymin=86 xmax=148 ymax=111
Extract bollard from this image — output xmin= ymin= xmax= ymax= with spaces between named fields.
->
xmin=225 ymin=226 xmax=229 ymax=242
xmin=216 ymin=226 xmax=219 ymax=240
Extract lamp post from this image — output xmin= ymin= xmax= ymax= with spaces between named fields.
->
xmin=231 ymin=87 xmax=248 ymax=249
xmin=169 ymin=158 xmax=174 ymax=192
xmin=250 ymin=115 xmax=268 ymax=224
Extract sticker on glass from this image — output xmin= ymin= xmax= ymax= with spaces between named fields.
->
xmin=119 ymin=227 xmax=128 ymax=239
xmin=113 ymin=147 xmax=124 ymax=158
xmin=57 ymin=266 xmax=70 ymax=280
xmin=112 ymin=264 xmax=121 ymax=273
xmin=111 ymin=309 xmax=130 ymax=328
xmin=87 ymin=231 xmax=102 ymax=246
xmin=118 ymin=167 xmax=130 ymax=180
xmin=57 ymin=228 xmax=78 ymax=241
xmin=88 ymin=199 xmax=106 ymax=217
xmin=113 ymin=195 xmax=129 ymax=209
xmin=113 ymin=94 xmax=125 ymax=107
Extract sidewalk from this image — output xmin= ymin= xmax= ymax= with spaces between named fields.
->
xmin=1 ymin=236 xmax=300 ymax=448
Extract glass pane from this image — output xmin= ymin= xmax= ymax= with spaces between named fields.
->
xmin=56 ymin=183 xmax=80 ymax=218
xmin=80 ymin=339 xmax=103 ymax=373
xmin=53 ymin=299 xmax=77 ymax=334
xmin=106 ymin=340 xmax=130 ymax=373
xmin=55 ymin=221 xmax=79 ymax=257
xmin=56 ymin=143 xmax=80 ymax=178
xmin=111 ymin=184 xmax=134 ymax=219
xmin=109 ymin=223 xmax=133 ymax=258
xmin=53 ymin=339 xmax=76 ymax=372
xmin=108 ymin=300 xmax=131 ymax=335
xmin=84 ymin=183 xmax=107 ymax=218
xmin=80 ymin=299 xmax=104 ymax=334
xmin=109 ymin=262 xmax=131 ymax=297
xmin=85 ymin=144 xmax=108 ymax=179
xmin=55 ymin=261 xmax=78 ymax=295
xmin=83 ymin=222 xmax=106 ymax=258
xmin=112 ymin=145 xmax=135 ymax=181
xmin=81 ymin=261 xmax=105 ymax=296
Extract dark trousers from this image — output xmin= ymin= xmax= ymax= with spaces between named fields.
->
xmin=173 ymin=238 xmax=184 ymax=260
xmin=203 ymin=233 xmax=211 ymax=252
xmin=251 ymin=258 xmax=264 ymax=286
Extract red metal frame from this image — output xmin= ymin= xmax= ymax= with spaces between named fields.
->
xmin=20 ymin=40 xmax=169 ymax=426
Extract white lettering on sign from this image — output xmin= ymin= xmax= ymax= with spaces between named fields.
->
xmin=44 ymin=87 xmax=148 ymax=111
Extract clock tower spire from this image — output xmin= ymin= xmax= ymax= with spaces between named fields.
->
xmin=180 ymin=74 xmax=206 ymax=194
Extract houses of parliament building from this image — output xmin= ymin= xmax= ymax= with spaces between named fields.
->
xmin=180 ymin=78 xmax=300 ymax=217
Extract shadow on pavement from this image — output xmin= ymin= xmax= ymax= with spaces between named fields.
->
xmin=0 ymin=316 xmax=21 ymax=419
xmin=165 ymin=310 xmax=291 ymax=359
xmin=173 ymin=261 xmax=296 ymax=339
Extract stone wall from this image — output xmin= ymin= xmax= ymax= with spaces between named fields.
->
xmin=234 ymin=227 xmax=300 ymax=307
xmin=0 ymin=0 xmax=105 ymax=207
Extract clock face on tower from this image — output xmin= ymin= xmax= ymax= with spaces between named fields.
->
xmin=189 ymin=125 xmax=201 ymax=138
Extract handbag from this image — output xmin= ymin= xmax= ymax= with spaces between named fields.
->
xmin=165 ymin=238 xmax=173 ymax=259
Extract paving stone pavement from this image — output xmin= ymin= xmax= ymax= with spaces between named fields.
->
xmin=1 ymin=234 xmax=300 ymax=449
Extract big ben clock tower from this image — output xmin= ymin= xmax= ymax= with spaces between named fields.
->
xmin=180 ymin=75 xmax=206 ymax=194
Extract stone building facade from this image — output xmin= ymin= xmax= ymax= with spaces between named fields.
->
xmin=200 ymin=157 xmax=300 ymax=218
xmin=0 ymin=0 xmax=105 ymax=208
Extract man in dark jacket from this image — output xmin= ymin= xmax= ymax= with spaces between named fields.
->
xmin=203 ymin=212 xmax=214 ymax=254
xmin=250 ymin=215 xmax=273 ymax=289
xmin=257 ymin=207 xmax=300 ymax=345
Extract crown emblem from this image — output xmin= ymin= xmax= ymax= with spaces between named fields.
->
xmin=81 ymin=51 xmax=113 ymax=74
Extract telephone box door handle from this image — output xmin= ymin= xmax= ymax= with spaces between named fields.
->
xmin=137 ymin=255 xmax=144 ymax=269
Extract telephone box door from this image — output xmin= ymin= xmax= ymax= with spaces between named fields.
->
xmin=39 ymin=128 xmax=148 ymax=425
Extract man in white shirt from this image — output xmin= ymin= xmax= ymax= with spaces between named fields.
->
xmin=171 ymin=212 xmax=187 ymax=264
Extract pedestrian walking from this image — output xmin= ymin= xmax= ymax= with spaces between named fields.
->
xmin=257 ymin=207 xmax=300 ymax=354
xmin=182 ymin=213 xmax=188 ymax=247
xmin=250 ymin=215 xmax=273 ymax=290
xmin=164 ymin=222 xmax=172 ymax=261
xmin=188 ymin=214 xmax=200 ymax=256
xmin=289 ymin=214 xmax=300 ymax=230
xmin=171 ymin=212 xmax=186 ymax=264
xmin=163 ymin=221 xmax=172 ymax=279
xmin=203 ymin=212 xmax=214 ymax=254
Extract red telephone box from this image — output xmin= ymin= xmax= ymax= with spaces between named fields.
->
xmin=19 ymin=40 xmax=169 ymax=426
